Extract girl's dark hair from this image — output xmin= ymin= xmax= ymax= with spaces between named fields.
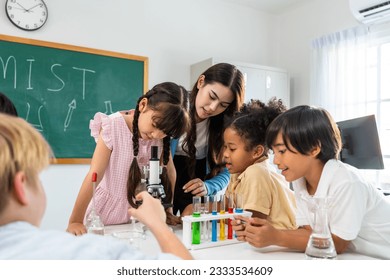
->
xmin=127 ymin=82 xmax=190 ymax=207
xmin=184 ymin=63 xmax=244 ymax=179
xmin=265 ymin=105 xmax=342 ymax=163
xmin=226 ymin=98 xmax=286 ymax=155
xmin=0 ymin=92 xmax=18 ymax=116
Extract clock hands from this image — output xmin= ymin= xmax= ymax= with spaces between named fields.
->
xmin=26 ymin=4 xmax=43 ymax=12
xmin=16 ymin=2 xmax=29 ymax=12
xmin=14 ymin=2 xmax=42 ymax=13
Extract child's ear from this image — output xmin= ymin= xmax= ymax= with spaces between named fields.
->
xmin=138 ymin=97 xmax=148 ymax=112
xmin=13 ymin=171 xmax=28 ymax=205
xmin=310 ymin=145 xmax=321 ymax=158
xmin=253 ymin=145 xmax=265 ymax=158
xmin=197 ymin=75 xmax=205 ymax=89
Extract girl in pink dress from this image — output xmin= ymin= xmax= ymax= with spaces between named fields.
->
xmin=66 ymin=82 xmax=190 ymax=235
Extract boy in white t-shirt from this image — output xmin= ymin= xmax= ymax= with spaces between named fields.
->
xmin=233 ymin=105 xmax=390 ymax=259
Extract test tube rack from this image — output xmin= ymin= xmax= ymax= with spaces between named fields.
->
xmin=181 ymin=210 xmax=252 ymax=250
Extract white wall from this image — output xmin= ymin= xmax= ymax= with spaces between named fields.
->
xmin=0 ymin=0 xmax=362 ymax=230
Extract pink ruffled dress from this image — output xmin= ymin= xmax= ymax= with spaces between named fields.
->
xmin=85 ymin=111 xmax=162 ymax=225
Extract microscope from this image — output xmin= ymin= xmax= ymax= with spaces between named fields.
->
xmin=142 ymin=146 xmax=166 ymax=200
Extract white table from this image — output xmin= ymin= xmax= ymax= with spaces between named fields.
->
xmin=104 ymin=223 xmax=377 ymax=260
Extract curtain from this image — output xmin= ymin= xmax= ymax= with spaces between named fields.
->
xmin=310 ymin=25 xmax=369 ymax=121
xmin=310 ymin=22 xmax=390 ymax=187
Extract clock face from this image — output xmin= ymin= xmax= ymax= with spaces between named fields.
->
xmin=5 ymin=0 xmax=48 ymax=31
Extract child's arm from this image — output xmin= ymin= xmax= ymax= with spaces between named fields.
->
xmin=67 ymin=134 xmax=111 ymax=235
xmin=233 ymin=216 xmax=311 ymax=251
xmin=332 ymin=234 xmax=351 ymax=254
xmin=129 ymin=191 xmax=193 ymax=260
xmin=246 ymin=209 xmax=267 ymax=219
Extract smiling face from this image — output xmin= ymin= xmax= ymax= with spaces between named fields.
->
xmin=223 ymin=127 xmax=259 ymax=174
xmin=195 ymin=76 xmax=234 ymax=122
xmin=271 ymin=132 xmax=320 ymax=183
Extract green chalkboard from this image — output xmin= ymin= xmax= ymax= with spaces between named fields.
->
xmin=0 ymin=34 xmax=148 ymax=163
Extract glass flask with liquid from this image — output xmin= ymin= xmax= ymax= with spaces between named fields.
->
xmin=86 ymin=172 xmax=104 ymax=235
xmin=305 ymin=197 xmax=337 ymax=260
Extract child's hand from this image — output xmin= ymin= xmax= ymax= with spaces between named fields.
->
xmin=66 ymin=223 xmax=87 ymax=236
xmin=166 ymin=211 xmax=182 ymax=225
xmin=180 ymin=204 xmax=193 ymax=217
xmin=128 ymin=191 xmax=166 ymax=230
xmin=232 ymin=215 xmax=249 ymax=241
xmin=244 ymin=217 xmax=276 ymax=248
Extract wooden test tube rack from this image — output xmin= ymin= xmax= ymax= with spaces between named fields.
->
xmin=181 ymin=210 xmax=252 ymax=250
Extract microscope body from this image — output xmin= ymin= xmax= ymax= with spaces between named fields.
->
xmin=143 ymin=146 xmax=166 ymax=200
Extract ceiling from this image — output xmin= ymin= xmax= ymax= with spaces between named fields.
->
xmin=220 ymin=0 xmax=310 ymax=14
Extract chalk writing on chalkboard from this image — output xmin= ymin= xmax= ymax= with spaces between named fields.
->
xmin=0 ymin=34 xmax=148 ymax=164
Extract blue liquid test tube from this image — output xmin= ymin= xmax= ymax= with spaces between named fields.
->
xmin=211 ymin=195 xmax=218 ymax=242
xmin=192 ymin=196 xmax=201 ymax=244
xmin=235 ymin=193 xmax=243 ymax=213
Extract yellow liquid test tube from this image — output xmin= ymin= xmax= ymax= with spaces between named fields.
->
xmin=219 ymin=195 xmax=226 ymax=240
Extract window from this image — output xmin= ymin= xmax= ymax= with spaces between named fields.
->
xmin=311 ymin=23 xmax=390 ymax=192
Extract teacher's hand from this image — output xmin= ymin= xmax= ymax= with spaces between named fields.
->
xmin=183 ymin=178 xmax=207 ymax=196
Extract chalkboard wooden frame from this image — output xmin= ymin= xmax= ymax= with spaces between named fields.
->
xmin=0 ymin=34 xmax=148 ymax=164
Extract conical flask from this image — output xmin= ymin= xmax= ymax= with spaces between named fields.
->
xmin=305 ymin=197 xmax=337 ymax=260
xmin=86 ymin=172 xmax=104 ymax=235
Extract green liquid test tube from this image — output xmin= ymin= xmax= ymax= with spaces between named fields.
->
xmin=192 ymin=196 xmax=201 ymax=244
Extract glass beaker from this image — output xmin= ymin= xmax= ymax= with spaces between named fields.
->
xmin=112 ymin=230 xmax=146 ymax=249
xmin=305 ymin=197 xmax=337 ymax=260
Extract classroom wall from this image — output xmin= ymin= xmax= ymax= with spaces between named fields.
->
xmin=0 ymin=0 xmax=360 ymax=230
xmin=274 ymin=0 xmax=359 ymax=106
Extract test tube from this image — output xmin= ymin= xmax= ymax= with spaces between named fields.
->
xmin=219 ymin=195 xmax=226 ymax=240
xmin=202 ymin=196 xmax=210 ymax=240
xmin=235 ymin=193 xmax=243 ymax=213
xmin=228 ymin=193 xmax=234 ymax=239
xmin=192 ymin=196 xmax=201 ymax=244
xmin=211 ymin=195 xmax=218 ymax=242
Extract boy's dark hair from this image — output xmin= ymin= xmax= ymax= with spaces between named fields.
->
xmin=225 ymin=98 xmax=286 ymax=155
xmin=127 ymin=82 xmax=190 ymax=207
xmin=0 ymin=92 xmax=18 ymax=116
xmin=265 ymin=105 xmax=342 ymax=163
xmin=184 ymin=63 xmax=245 ymax=179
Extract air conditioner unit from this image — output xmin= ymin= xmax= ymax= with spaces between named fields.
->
xmin=349 ymin=0 xmax=390 ymax=24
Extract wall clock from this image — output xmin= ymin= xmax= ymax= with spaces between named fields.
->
xmin=5 ymin=0 xmax=48 ymax=31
